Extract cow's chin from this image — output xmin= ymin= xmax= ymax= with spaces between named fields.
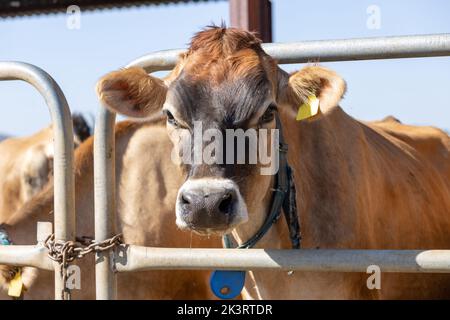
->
xmin=175 ymin=216 xmax=248 ymax=237
xmin=184 ymin=226 xmax=234 ymax=237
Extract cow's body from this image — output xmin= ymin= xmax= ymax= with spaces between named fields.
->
xmin=0 ymin=119 xmax=219 ymax=299
xmin=0 ymin=126 xmax=55 ymax=223
xmin=239 ymin=107 xmax=450 ymax=299
xmin=0 ymin=114 xmax=91 ymax=224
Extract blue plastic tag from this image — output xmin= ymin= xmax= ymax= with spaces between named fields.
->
xmin=0 ymin=230 xmax=12 ymax=245
xmin=210 ymin=270 xmax=245 ymax=299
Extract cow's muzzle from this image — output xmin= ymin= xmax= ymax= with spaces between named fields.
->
xmin=175 ymin=178 xmax=248 ymax=235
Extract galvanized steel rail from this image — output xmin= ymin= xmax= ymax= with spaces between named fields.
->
xmin=130 ymin=33 xmax=450 ymax=72
xmin=0 ymin=244 xmax=53 ymax=271
xmin=93 ymin=33 xmax=450 ymax=300
xmin=115 ymin=247 xmax=450 ymax=274
xmin=0 ymin=62 xmax=75 ymax=300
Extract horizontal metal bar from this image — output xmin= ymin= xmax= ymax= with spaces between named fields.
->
xmin=263 ymin=33 xmax=450 ymax=63
xmin=0 ymin=245 xmax=53 ymax=271
xmin=129 ymin=33 xmax=450 ymax=73
xmin=115 ymin=246 xmax=450 ymax=273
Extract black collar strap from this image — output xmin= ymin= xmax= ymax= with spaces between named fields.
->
xmin=224 ymin=115 xmax=301 ymax=249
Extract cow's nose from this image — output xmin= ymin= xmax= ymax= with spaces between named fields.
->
xmin=177 ymin=186 xmax=241 ymax=232
xmin=180 ymin=189 xmax=237 ymax=216
xmin=176 ymin=179 xmax=249 ymax=234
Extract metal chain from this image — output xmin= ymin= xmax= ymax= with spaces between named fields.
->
xmin=44 ymin=233 xmax=122 ymax=300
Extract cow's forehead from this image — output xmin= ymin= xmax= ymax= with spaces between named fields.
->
xmin=182 ymin=48 xmax=266 ymax=81
xmin=168 ymin=70 xmax=272 ymax=128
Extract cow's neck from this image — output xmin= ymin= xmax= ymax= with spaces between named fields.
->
xmin=230 ymin=173 xmax=287 ymax=248
xmin=231 ymin=106 xmax=363 ymax=250
xmin=230 ymin=106 xmax=373 ymax=299
xmin=281 ymin=106 xmax=366 ymax=249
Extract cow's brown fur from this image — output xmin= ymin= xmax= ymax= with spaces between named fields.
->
xmin=0 ymin=116 xmax=91 ymax=224
xmin=0 ymin=127 xmax=53 ymax=223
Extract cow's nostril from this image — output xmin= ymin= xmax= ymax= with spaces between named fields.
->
xmin=218 ymin=192 xmax=234 ymax=214
xmin=181 ymin=193 xmax=191 ymax=205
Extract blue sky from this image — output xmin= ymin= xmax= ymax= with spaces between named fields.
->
xmin=0 ymin=0 xmax=449 ymax=136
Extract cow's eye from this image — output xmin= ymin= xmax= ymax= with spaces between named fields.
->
xmin=260 ymin=104 xmax=277 ymax=123
xmin=163 ymin=110 xmax=179 ymax=127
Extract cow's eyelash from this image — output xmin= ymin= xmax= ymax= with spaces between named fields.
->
xmin=163 ymin=110 xmax=179 ymax=127
xmin=259 ymin=104 xmax=278 ymax=123
xmin=163 ymin=109 xmax=192 ymax=130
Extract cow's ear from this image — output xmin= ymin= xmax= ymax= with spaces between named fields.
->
xmin=96 ymin=67 xmax=167 ymax=118
xmin=279 ymin=66 xmax=346 ymax=120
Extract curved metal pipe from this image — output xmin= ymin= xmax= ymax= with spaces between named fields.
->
xmin=130 ymin=33 xmax=450 ymax=73
xmin=0 ymin=61 xmax=75 ymax=300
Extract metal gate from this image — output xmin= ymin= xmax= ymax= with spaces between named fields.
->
xmin=93 ymin=33 xmax=450 ymax=300
xmin=1 ymin=33 xmax=450 ymax=300
xmin=0 ymin=61 xmax=75 ymax=300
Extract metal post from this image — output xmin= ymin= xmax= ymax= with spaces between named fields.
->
xmin=0 ymin=61 xmax=75 ymax=300
xmin=93 ymin=52 xmax=175 ymax=299
xmin=93 ymin=107 xmax=117 ymax=300
xmin=230 ymin=0 xmax=272 ymax=43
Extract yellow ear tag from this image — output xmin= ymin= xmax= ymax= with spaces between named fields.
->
xmin=296 ymin=95 xmax=320 ymax=121
xmin=8 ymin=270 xmax=24 ymax=298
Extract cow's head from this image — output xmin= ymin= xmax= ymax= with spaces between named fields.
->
xmin=97 ymin=26 xmax=345 ymax=236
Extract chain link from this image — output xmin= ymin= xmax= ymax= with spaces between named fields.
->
xmin=44 ymin=233 xmax=122 ymax=300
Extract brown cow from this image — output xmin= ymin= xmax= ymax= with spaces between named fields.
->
xmin=0 ymin=114 xmax=91 ymax=223
xmin=95 ymin=26 xmax=450 ymax=299
xmin=0 ymin=119 xmax=219 ymax=299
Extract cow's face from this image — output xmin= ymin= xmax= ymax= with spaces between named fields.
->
xmin=97 ymin=27 xmax=346 ymax=236
xmin=163 ymin=52 xmax=278 ymax=234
